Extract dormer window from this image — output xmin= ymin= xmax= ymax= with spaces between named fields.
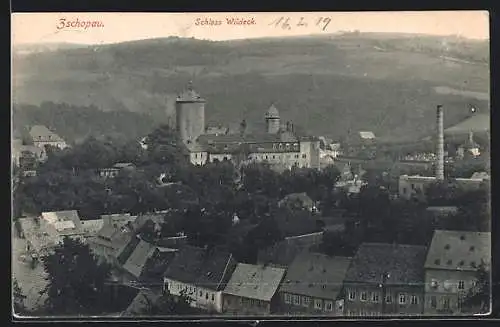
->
xmin=470 ymin=246 xmax=475 ymax=252
xmin=446 ymin=260 xmax=452 ymax=266
xmin=434 ymin=259 xmax=441 ymax=265
xmin=444 ymin=244 xmax=450 ymax=250
xmin=471 ymin=261 xmax=477 ymax=268
xmin=459 ymin=260 xmax=465 ymax=266
xmin=460 ymin=235 xmax=466 ymax=240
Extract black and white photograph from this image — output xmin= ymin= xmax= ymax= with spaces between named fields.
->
xmin=11 ymin=11 xmax=491 ymax=319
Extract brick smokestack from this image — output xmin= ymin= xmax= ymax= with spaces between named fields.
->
xmin=436 ymin=105 xmax=444 ymax=180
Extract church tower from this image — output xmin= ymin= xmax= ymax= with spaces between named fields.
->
xmin=265 ymin=104 xmax=280 ymax=134
xmin=175 ymin=81 xmax=206 ymax=144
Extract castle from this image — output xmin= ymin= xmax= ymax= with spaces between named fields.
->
xmin=175 ymin=82 xmax=320 ymax=170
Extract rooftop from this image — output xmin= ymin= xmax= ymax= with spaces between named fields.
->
xmin=425 ymin=230 xmax=491 ymax=271
xmin=122 ymin=240 xmax=157 ymax=279
xmin=29 ymin=125 xmax=64 ymax=142
xmin=176 ymin=82 xmax=205 ymax=103
xmin=41 ymin=210 xmax=83 ymax=236
xmin=344 ymin=243 xmax=427 ymax=286
xmin=257 ymin=241 xmax=305 ymax=268
xmin=122 ymin=289 xmax=162 ymax=316
xmin=223 ymin=263 xmax=286 ymax=301
xmin=163 ymin=245 xmax=235 ymax=291
xmin=280 ymin=253 xmax=352 ymax=300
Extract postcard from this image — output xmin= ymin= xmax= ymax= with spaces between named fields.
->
xmin=11 ymin=11 xmax=491 ymax=320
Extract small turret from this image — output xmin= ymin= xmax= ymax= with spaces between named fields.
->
xmin=265 ymin=104 xmax=280 ymax=134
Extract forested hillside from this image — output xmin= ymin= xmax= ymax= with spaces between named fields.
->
xmin=12 ymin=33 xmax=489 ymax=141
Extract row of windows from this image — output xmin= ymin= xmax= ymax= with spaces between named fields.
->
xmin=283 ymin=293 xmax=334 ymax=311
xmin=430 ymin=279 xmax=467 ymax=290
xmin=172 ymin=283 xmax=215 ymax=302
xmin=348 ymin=291 xmax=419 ymax=305
xmin=429 ymin=295 xmax=451 ymax=310
xmin=225 ymin=297 xmax=267 ymax=308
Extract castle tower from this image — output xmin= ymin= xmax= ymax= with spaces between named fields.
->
xmin=175 ymin=81 xmax=206 ymax=144
xmin=265 ymin=104 xmax=280 ymax=134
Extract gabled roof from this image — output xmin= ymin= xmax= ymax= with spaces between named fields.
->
xmin=163 ymin=246 xmax=234 ymax=291
xmin=425 ymin=230 xmax=491 ymax=271
xmin=223 ymin=263 xmax=286 ymax=301
xmin=122 ymin=240 xmax=157 ymax=278
xmin=280 ymin=253 xmax=352 ymax=300
xmin=345 ymin=243 xmax=427 ymax=286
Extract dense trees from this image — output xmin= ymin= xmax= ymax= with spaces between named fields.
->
xmin=13 ymin=278 xmax=27 ymax=315
xmin=462 ymin=263 xmax=491 ymax=314
xmin=41 ymin=237 xmax=112 ymax=315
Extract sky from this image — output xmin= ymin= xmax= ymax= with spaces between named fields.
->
xmin=12 ymin=11 xmax=489 ymax=46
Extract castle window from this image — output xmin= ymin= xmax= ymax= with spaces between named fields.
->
xmin=411 ymin=295 xmax=418 ymax=305
xmin=279 ymin=143 xmax=283 ymax=150
xmin=295 ymin=154 xmax=299 ymax=159
xmin=399 ymin=293 xmax=406 ymax=305
xmin=348 ymin=291 xmax=356 ymax=301
xmin=458 ymin=280 xmax=465 ymax=290
xmin=302 ymin=154 xmax=307 ymax=159
xmin=360 ymin=292 xmax=367 ymax=302
xmin=284 ymin=293 xmax=292 ymax=304
xmin=315 ymin=299 xmax=323 ymax=310
xmin=272 ymin=155 xmax=276 ymax=159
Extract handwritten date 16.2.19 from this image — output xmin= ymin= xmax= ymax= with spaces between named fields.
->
xmin=269 ymin=16 xmax=332 ymax=31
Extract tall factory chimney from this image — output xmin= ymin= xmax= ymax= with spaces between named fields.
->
xmin=436 ymin=105 xmax=445 ymax=180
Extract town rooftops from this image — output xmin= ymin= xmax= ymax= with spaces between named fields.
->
xmin=223 ymin=263 xmax=286 ymax=301
xmin=163 ymin=245 xmax=235 ymax=291
xmin=112 ymin=162 xmax=135 ymax=169
xmin=344 ymin=243 xmax=427 ymax=286
xmin=80 ymin=219 xmax=105 ymax=236
xmin=425 ymin=230 xmax=491 ymax=271
xmin=41 ymin=210 xmax=83 ymax=236
xmin=29 ymin=125 xmax=64 ymax=142
xmin=280 ymin=253 xmax=352 ymax=300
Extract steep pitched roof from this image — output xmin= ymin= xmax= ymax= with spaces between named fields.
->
xmin=122 ymin=240 xmax=158 ymax=278
xmin=223 ymin=263 xmax=286 ymax=301
xmin=280 ymin=253 xmax=352 ymax=300
xmin=425 ymin=230 xmax=491 ymax=271
xmin=345 ymin=243 xmax=427 ymax=286
xmin=163 ymin=246 xmax=234 ymax=291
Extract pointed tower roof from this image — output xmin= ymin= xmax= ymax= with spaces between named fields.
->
xmin=176 ymin=81 xmax=205 ymax=102
xmin=265 ymin=104 xmax=280 ymax=119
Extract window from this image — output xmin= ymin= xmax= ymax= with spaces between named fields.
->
xmin=265 ymin=155 xmax=268 ymax=160
xmin=272 ymin=155 xmax=276 ymax=159
xmin=434 ymin=259 xmax=441 ymax=265
xmin=195 ymin=153 xmax=198 ymax=159
xmin=470 ymin=246 xmax=475 ymax=252
xmin=458 ymin=280 xmax=465 ymax=290
xmin=226 ymin=298 xmax=231 ymax=306
xmin=399 ymin=293 xmax=406 ymax=305
xmin=411 ymin=183 xmax=415 ymax=190
xmin=206 ymin=292 xmax=209 ymax=300
xmin=314 ymin=299 xmax=323 ymax=310
xmin=411 ymin=295 xmax=418 ymax=305
xmin=295 ymin=154 xmax=299 ymax=159
xmin=199 ymin=291 xmax=203 ymax=297
xmin=293 ymin=295 xmax=300 ymax=305
xmin=212 ymin=294 xmax=215 ymax=301
xmin=302 ymin=296 xmax=310 ymax=307
xmin=403 ymin=187 xmax=407 ymax=195
xmin=431 ymin=279 xmax=438 ymax=289
xmin=360 ymin=292 xmax=368 ymax=302
xmin=302 ymin=154 xmax=307 ymax=159
xmin=325 ymin=300 xmax=333 ymax=311
xmin=284 ymin=293 xmax=292 ymax=304
xmin=430 ymin=296 xmax=437 ymax=309
xmin=348 ymin=291 xmax=356 ymax=301
xmin=371 ymin=292 xmax=380 ymax=303
xmin=443 ymin=297 xmax=450 ymax=309
xmin=386 ymin=294 xmax=392 ymax=303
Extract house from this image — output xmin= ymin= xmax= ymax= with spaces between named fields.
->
xmin=343 ymin=243 xmax=428 ymax=317
xmin=278 ymin=252 xmax=352 ymax=316
xmin=222 ymin=263 xmax=286 ymax=315
xmin=278 ymin=192 xmax=316 ymax=212
xmin=40 ymin=210 xmax=85 ymax=240
xmin=98 ymin=162 xmax=135 ymax=178
xmin=100 ymin=213 xmax=137 ymax=229
xmin=423 ymin=230 xmax=491 ymax=315
xmin=88 ymin=224 xmax=137 ymax=266
xmin=80 ymin=219 xmax=105 ymax=240
xmin=29 ymin=125 xmax=67 ymax=149
xmin=398 ymin=175 xmax=488 ymax=200
xmin=163 ymin=246 xmax=237 ymax=313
